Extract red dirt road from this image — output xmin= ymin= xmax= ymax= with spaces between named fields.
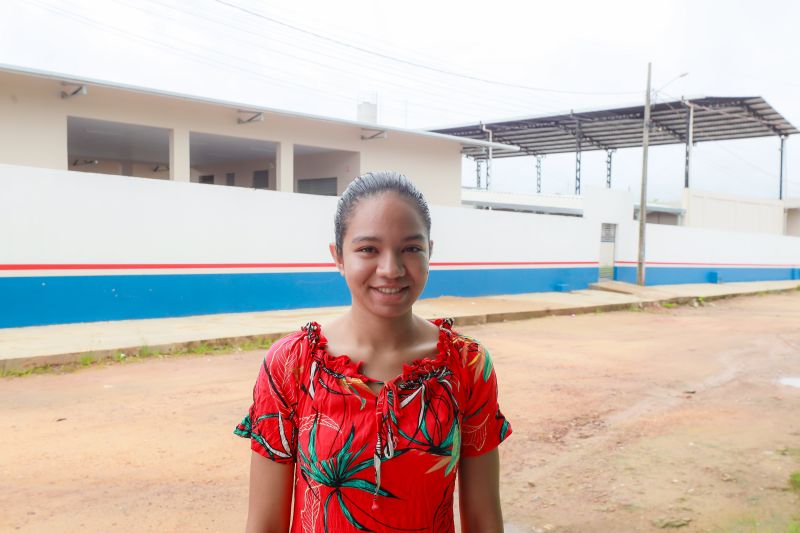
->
xmin=1 ymin=291 xmax=799 ymax=532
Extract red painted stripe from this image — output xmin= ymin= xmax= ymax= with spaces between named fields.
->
xmin=615 ymin=260 xmax=798 ymax=267
xmin=0 ymin=263 xmax=336 ymax=270
xmin=432 ymin=261 xmax=597 ymax=266
xmin=0 ymin=261 xmax=597 ymax=271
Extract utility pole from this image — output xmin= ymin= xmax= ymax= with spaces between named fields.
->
xmin=637 ymin=63 xmax=652 ymax=286
xmin=779 ymin=135 xmax=786 ymax=200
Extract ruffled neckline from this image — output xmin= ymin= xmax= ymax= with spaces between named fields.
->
xmin=304 ymin=318 xmax=456 ymax=387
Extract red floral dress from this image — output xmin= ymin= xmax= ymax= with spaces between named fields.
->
xmin=235 ymin=318 xmax=511 ymax=532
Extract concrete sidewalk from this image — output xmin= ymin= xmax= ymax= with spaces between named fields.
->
xmin=2 ymin=279 xmax=798 ymax=371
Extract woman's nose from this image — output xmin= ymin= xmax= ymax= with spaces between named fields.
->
xmin=377 ymin=251 xmax=405 ymax=278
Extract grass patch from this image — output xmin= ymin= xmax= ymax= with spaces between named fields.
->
xmin=778 ymin=447 xmax=800 ymax=457
xmin=790 ymin=471 xmax=800 ymax=491
xmin=1 ymin=337 xmax=274 ymax=378
xmin=661 ymin=301 xmax=677 ymax=309
xmin=789 ymin=521 xmax=800 ymax=533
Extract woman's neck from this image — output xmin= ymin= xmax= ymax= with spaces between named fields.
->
xmin=341 ymin=306 xmax=422 ymax=353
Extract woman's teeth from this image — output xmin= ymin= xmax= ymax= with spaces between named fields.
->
xmin=375 ymin=287 xmax=404 ymax=294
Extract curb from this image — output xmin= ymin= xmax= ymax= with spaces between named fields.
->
xmin=2 ymin=284 xmax=798 ymax=374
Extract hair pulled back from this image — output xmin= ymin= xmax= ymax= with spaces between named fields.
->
xmin=334 ymin=170 xmax=431 ymax=255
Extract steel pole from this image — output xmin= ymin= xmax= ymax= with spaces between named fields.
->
xmin=637 ymin=63 xmax=652 ymax=287
xmin=779 ymin=135 xmax=786 ymax=200
xmin=684 ymin=102 xmax=694 ymax=188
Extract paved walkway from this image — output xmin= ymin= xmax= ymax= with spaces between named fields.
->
xmin=2 ymin=280 xmax=798 ymax=371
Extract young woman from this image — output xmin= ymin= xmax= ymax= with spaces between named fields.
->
xmin=235 ymin=171 xmax=512 ymax=532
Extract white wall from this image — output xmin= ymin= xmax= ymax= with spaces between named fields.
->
xmin=615 ymin=220 xmax=800 ymax=266
xmin=682 ymin=188 xmax=785 ymax=235
xmin=0 ymin=164 xmax=598 ymax=268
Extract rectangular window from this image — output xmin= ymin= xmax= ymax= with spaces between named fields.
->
xmin=199 ymin=174 xmax=214 ymax=184
xmin=253 ymin=170 xmax=269 ymax=189
xmin=297 ymin=177 xmax=337 ymax=196
xmin=226 ymin=172 xmax=235 ymax=186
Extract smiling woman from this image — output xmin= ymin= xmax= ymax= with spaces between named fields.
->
xmin=235 ymin=171 xmax=511 ymax=532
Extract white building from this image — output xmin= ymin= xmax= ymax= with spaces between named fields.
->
xmin=1 ymin=65 xmax=798 ymax=329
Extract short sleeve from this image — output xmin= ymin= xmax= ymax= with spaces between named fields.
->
xmin=459 ymin=336 xmax=512 ymax=457
xmin=234 ymin=332 xmax=303 ymax=463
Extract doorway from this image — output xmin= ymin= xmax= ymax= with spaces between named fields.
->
xmin=599 ymin=223 xmax=616 ymax=281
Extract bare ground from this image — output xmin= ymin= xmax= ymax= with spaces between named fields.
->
xmin=1 ymin=291 xmax=800 ymax=532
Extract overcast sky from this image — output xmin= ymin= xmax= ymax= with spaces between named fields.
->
xmin=2 ymin=0 xmax=798 ymax=203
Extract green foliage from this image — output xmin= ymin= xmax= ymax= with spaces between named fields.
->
xmin=661 ymin=301 xmax=677 ymax=309
xmin=2 ymin=337 xmax=274 ymax=379
xmin=790 ymin=471 xmax=800 ymax=491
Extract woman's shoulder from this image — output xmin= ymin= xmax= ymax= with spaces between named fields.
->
xmin=434 ymin=317 xmax=482 ymax=352
xmin=435 ymin=318 xmax=494 ymax=382
xmin=262 ymin=322 xmax=319 ymax=366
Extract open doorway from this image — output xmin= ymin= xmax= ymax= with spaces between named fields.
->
xmin=67 ymin=116 xmax=170 ymax=179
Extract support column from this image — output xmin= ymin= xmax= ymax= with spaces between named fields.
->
xmin=606 ymin=149 xmax=615 ymax=188
xmin=575 ymin=119 xmax=582 ymax=195
xmin=535 ymin=155 xmax=543 ymax=193
xmin=779 ymin=135 xmax=787 ymax=200
xmin=684 ymin=103 xmax=694 ymax=188
xmin=480 ymin=123 xmax=492 ymax=190
xmin=169 ymin=127 xmax=190 ymax=182
xmin=276 ymin=141 xmax=294 ymax=193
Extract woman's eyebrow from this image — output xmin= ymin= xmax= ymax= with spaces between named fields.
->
xmin=351 ymin=234 xmax=425 ymax=244
xmin=351 ymin=236 xmax=380 ymax=244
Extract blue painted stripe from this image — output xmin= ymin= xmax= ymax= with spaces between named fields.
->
xmin=0 ymin=267 xmax=598 ymax=328
xmin=615 ymin=266 xmax=800 ymax=285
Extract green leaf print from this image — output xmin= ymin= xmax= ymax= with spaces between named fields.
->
xmin=300 ymin=415 xmax=397 ymax=532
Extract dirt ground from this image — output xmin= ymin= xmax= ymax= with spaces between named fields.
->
xmin=2 ymin=291 xmax=800 ymax=532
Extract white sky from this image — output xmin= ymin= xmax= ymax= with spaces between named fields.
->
xmin=2 ymin=0 xmax=798 ymax=202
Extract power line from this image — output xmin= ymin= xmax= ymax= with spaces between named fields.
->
xmin=26 ymin=0 xmax=365 ymax=109
xmin=212 ymin=0 xmax=641 ymax=97
xmin=120 ymin=0 xmax=556 ymax=117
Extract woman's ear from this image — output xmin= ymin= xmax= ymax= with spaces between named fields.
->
xmin=329 ymin=243 xmax=344 ymax=275
xmin=428 ymin=239 xmax=434 ymax=260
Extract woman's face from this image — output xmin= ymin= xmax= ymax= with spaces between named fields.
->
xmin=330 ymin=192 xmax=432 ymax=320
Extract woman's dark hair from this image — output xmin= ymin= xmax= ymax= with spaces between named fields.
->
xmin=334 ymin=170 xmax=431 ymax=255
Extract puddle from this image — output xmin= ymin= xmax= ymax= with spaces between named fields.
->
xmin=778 ymin=377 xmax=800 ymax=388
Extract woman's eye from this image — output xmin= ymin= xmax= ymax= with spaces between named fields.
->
xmin=405 ymin=246 xmax=423 ymax=253
xmin=357 ymin=247 xmax=377 ymax=253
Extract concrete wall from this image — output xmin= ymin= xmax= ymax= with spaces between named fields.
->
xmin=0 ymin=70 xmax=462 ymax=206
xmin=787 ymin=208 xmax=800 ymax=237
xmin=70 ymin=156 xmax=172 ymax=180
xmin=615 ymin=219 xmax=800 ymax=285
xmin=0 ymin=164 xmax=598 ymax=327
xmin=294 ymin=150 xmax=360 ymax=195
xmin=682 ymin=188 xmax=785 ymax=235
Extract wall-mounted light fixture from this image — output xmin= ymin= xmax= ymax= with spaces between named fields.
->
xmin=237 ymin=110 xmax=264 ymax=124
xmin=361 ymin=128 xmax=387 ymax=140
xmin=61 ymin=82 xmax=88 ymax=99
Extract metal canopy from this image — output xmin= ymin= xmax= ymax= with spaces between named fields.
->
xmin=431 ymin=96 xmax=798 ymax=159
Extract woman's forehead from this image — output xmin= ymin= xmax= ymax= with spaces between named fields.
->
xmin=348 ymin=194 xmax=426 ymax=226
